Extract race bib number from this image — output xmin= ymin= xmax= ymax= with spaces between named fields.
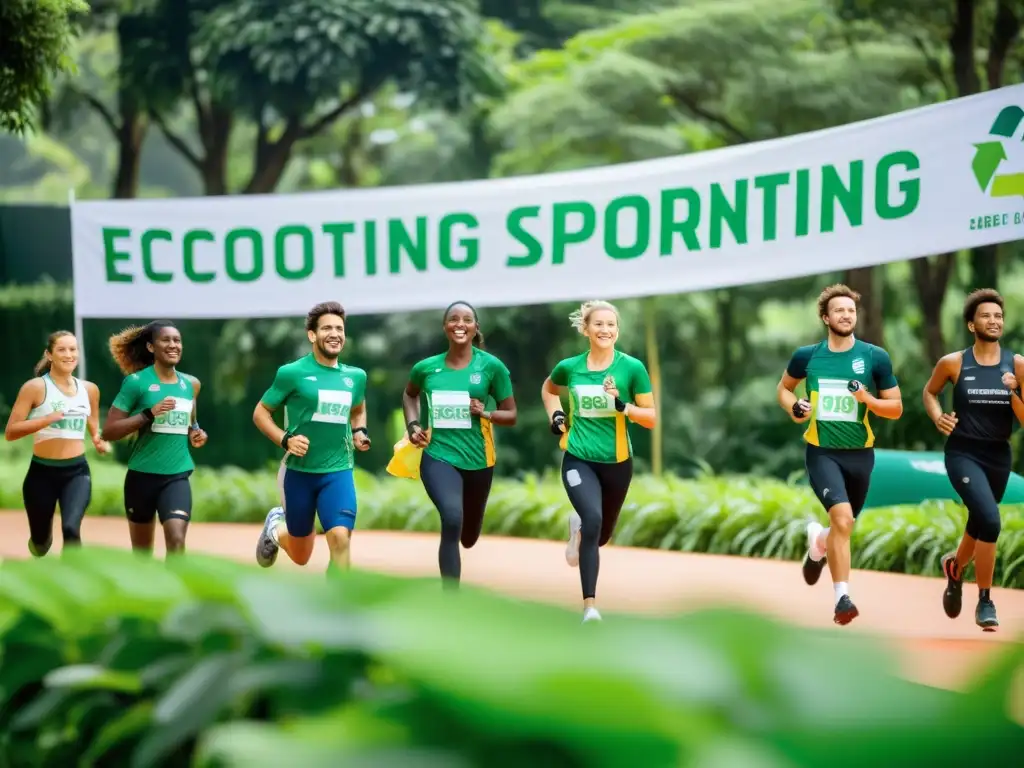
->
xmin=311 ymin=389 xmax=353 ymax=424
xmin=815 ymin=379 xmax=858 ymax=423
xmin=431 ymin=390 xmax=472 ymax=429
xmin=151 ymin=398 xmax=193 ymax=435
xmin=574 ymin=384 xmax=616 ymax=418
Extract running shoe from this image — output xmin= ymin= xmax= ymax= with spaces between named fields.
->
xmin=28 ymin=534 xmax=52 ymax=558
xmin=976 ymin=597 xmax=999 ymax=630
xmin=801 ymin=521 xmax=828 ymax=586
xmin=940 ymin=553 xmax=963 ymax=619
xmin=565 ymin=512 xmax=582 ymax=567
xmin=582 ymin=606 xmax=602 ymax=623
xmin=256 ymin=506 xmax=285 ymax=568
xmin=833 ymin=594 xmax=859 ymax=625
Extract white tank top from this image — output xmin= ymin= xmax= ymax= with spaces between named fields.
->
xmin=27 ymin=374 xmax=91 ymax=443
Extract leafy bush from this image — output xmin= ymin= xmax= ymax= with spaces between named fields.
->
xmin=0 ymin=547 xmax=1021 ymax=767
xmin=2 ymin=439 xmax=1023 ymax=587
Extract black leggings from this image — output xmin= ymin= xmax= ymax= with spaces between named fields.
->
xmin=805 ymin=444 xmax=874 ymax=518
xmin=561 ymin=452 xmax=633 ymax=600
xmin=419 ymin=452 xmax=495 ymax=583
xmin=22 ymin=456 xmax=92 ymax=550
xmin=945 ymin=437 xmax=1010 ymax=544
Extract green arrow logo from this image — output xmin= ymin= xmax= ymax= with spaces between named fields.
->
xmin=990 ymin=105 xmax=1024 ymax=137
xmin=973 ymin=141 xmax=1007 ymax=190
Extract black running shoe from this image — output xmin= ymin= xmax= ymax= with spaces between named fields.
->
xmin=802 ymin=552 xmax=828 ymax=586
xmin=976 ymin=598 xmax=999 ymax=630
xmin=834 ymin=595 xmax=859 ymax=625
xmin=941 ymin=553 xmax=963 ymax=619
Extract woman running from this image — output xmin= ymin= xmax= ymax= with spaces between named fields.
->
xmin=402 ymin=301 xmax=517 ymax=587
xmin=101 ymin=321 xmax=208 ymax=555
xmin=4 ymin=330 xmax=110 ymax=555
xmin=923 ymin=289 xmax=1024 ymax=630
xmin=541 ymin=300 xmax=657 ymax=623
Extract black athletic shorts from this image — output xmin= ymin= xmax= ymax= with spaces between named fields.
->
xmin=123 ymin=469 xmax=193 ymax=524
xmin=805 ymin=444 xmax=875 ymax=518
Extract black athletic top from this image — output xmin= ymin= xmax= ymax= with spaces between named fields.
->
xmin=950 ymin=346 xmax=1016 ymax=444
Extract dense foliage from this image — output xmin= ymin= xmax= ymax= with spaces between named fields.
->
xmin=0 ymin=547 xmax=1021 ymax=766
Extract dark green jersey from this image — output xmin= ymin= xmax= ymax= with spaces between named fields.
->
xmin=549 ymin=350 xmax=652 ymax=463
xmin=410 ymin=348 xmax=513 ymax=471
xmin=260 ymin=354 xmax=367 ymax=474
xmin=785 ymin=338 xmax=898 ymax=449
xmin=111 ymin=366 xmax=197 ymax=474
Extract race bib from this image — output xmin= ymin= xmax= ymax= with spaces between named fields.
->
xmin=311 ymin=389 xmax=353 ymax=424
xmin=574 ymin=384 xmax=616 ymax=418
xmin=431 ymin=390 xmax=472 ymax=429
xmin=815 ymin=379 xmax=858 ymax=423
xmin=151 ymin=398 xmax=193 ymax=435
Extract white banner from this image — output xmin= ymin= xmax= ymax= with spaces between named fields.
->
xmin=70 ymin=84 xmax=1024 ymax=320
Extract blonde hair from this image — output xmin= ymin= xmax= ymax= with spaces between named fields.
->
xmin=568 ymin=300 xmax=619 ymax=335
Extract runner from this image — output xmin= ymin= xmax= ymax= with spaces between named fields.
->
xmin=254 ymin=301 xmax=370 ymax=573
xmin=922 ymin=288 xmax=1021 ymax=631
xmin=401 ymin=301 xmax=517 ymax=587
xmin=102 ymin=321 xmax=207 ymax=555
xmin=4 ymin=330 xmax=110 ymax=555
xmin=541 ymin=300 xmax=656 ymax=623
xmin=777 ymin=284 xmax=903 ymax=625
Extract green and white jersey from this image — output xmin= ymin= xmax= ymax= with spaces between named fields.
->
xmin=28 ymin=374 xmax=90 ymax=443
xmin=409 ymin=348 xmax=514 ymax=471
xmin=112 ymin=366 xmax=197 ymax=474
xmin=785 ymin=337 xmax=898 ymax=449
xmin=261 ymin=353 xmax=367 ymax=474
xmin=549 ymin=350 xmax=652 ymax=464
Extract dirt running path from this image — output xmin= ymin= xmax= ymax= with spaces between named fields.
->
xmin=1 ymin=512 xmax=1021 ymax=707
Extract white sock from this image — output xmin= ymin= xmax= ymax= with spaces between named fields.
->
xmin=834 ymin=582 xmax=849 ymax=606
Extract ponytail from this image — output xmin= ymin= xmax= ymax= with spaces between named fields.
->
xmin=33 ymin=354 xmax=52 ymax=377
xmin=34 ymin=329 xmax=74 ymax=377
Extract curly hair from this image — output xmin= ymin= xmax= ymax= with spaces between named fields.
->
xmin=305 ymin=301 xmax=346 ymax=332
xmin=444 ymin=301 xmax=485 ymax=348
xmin=816 ymin=284 xmax=860 ymax=318
xmin=963 ymin=288 xmax=1003 ymax=324
xmin=109 ymin=320 xmax=176 ymax=375
xmin=33 ymin=330 xmax=75 ymax=377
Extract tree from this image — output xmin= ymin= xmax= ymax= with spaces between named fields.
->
xmin=0 ymin=0 xmax=89 ymax=134
xmin=118 ymin=0 xmax=497 ymax=195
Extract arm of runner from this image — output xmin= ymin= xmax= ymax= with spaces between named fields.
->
xmin=188 ymin=377 xmax=208 ymax=448
xmin=1004 ymin=355 xmax=1024 ymax=427
xmin=541 ymin=378 xmax=567 ymax=435
xmin=479 ymin=360 xmax=517 ymax=426
xmin=923 ymin=353 xmax=959 ymax=435
xmin=350 ymin=402 xmax=370 ymax=451
xmin=254 ymin=365 xmax=307 ymax=456
xmin=3 ymin=378 xmax=56 ymax=441
xmin=404 ymin=361 xmax=429 ymax=447
xmin=778 ymin=346 xmax=812 ymax=422
xmin=102 ymin=374 xmax=170 ymax=441
xmin=854 ymin=348 xmax=902 ymax=419
xmin=619 ymin=360 xmax=655 ymax=429
xmin=84 ymin=381 xmax=111 ymax=454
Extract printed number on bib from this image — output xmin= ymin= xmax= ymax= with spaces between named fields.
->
xmin=431 ymin=390 xmax=472 ymax=430
xmin=815 ymin=379 xmax=858 ymax=423
xmin=574 ymin=384 xmax=616 ymax=418
xmin=151 ymin=398 xmax=194 ymax=435
xmin=311 ymin=389 xmax=353 ymax=424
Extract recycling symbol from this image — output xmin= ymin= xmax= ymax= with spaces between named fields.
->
xmin=973 ymin=105 xmax=1024 ymax=197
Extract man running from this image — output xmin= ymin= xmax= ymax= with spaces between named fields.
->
xmin=922 ymin=288 xmax=1022 ymax=630
xmin=776 ymin=284 xmax=903 ymax=625
xmin=253 ymin=301 xmax=369 ymax=573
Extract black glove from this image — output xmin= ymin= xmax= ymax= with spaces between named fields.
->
xmin=613 ymin=397 xmax=626 ymax=412
xmin=791 ymin=400 xmax=808 ymax=419
xmin=550 ymin=410 xmax=567 ymax=436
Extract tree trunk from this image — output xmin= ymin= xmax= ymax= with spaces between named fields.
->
xmin=111 ymin=92 xmax=146 ymax=199
xmin=199 ymin=106 xmax=233 ymax=195
xmin=244 ymin=121 xmax=303 ymax=194
xmin=843 ymin=266 xmax=883 ymax=346
xmin=912 ymin=254 xmax=955 ymax=362
xmin=643 ymin=299 xmax=663 ymax=477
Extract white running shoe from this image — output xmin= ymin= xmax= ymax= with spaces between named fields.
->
xmin=806 ymin=520 xmax=826 ymax=561
xmin=582 ymin=606 xmax=602 ymax=623
xmin=565 ymin=511 xmax=582 ymax=567
xmin=256 ymin=506 xmax=285 ymax=568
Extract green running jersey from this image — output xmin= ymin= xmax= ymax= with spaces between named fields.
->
xmin=785 ymin=338 xmax=898 ymax=449
xmin=549 ymin=350 xmax=652 ymax=464
xmin=409 ymin=348 xmax=514 ymax=471
xmin=261 ymin=354 xmax=367 ymax=474
xmin=111 ymin=366 xmax=198 ymax=475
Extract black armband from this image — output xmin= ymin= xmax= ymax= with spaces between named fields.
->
xmin=613 ymin=397 xmax=627 ymax=413
xmin=280 ymin=430 xmax=294 ymax=450
xmin=353 ymin=427 xmax=368 ymax=437
xmin=141 ymin=409 xmax=155 ymax=424
xmin=406 ymin=420 xmax=421 ymax=437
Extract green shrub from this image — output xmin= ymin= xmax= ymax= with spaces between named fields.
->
xmin=0 ymin=547 xmax=1020 ymax=767
xmin=2 ymin=439 xmax=1023 ymax=587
